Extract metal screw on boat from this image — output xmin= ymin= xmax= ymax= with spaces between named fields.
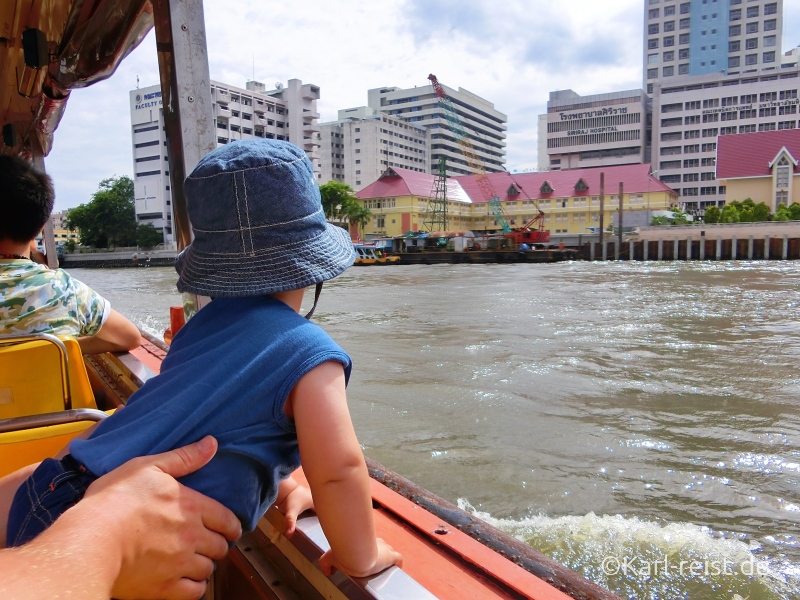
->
xmin=434 ymin=525 xmax=449 ymax=535
xmin=188 ymin=95 xmax=194 ymax=102
xmin=181 ymin=24 xmax=187 ymax=31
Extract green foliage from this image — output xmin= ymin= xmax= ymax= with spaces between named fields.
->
xmin=650 ymin=215 xmax=669 ymax=225
xmin=63 ymin=239 xmax=76 ymax=252
xmin=720 ymin=204 xmax=740 ymax=223
xmin=752 ymin=202 xmax=770 ymax=222
xmin=65 ymin=176 xmax=137 ymax=248
xmin=136 ymin=223 xmax=163 ymax=248
xmin=774 ymin=203 xmax=791 ymax=222
xmin=319 ymin=181 xmax=357 ymax=221
xmin=671 ymin=207 xmax=690 ymax=225
xmin=703 ymin=206 xmax=721 ymax=224
xmin=346 ymin=204 xmax=372 ymax=235
xmin=790 ymin=202 xmax=800 ymax=220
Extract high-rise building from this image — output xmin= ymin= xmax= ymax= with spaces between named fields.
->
xmin=644 ymin=0 xmax=784 ymax=94
xmin=544 ymin=89 xmax=650 ymax=171
xmin=367 ymin=83 xmax=506 ymax=177
xmin=129 ymin=79 xmax=320 ymax=244
xmin=318 ymin=107 xmax=430 ymax=191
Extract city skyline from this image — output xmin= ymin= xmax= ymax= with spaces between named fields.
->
xmin=44 ymin=0 xmax=800 ymax=212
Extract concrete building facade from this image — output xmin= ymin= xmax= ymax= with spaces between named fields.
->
xmin=318 ymin=108 xmax=430 ymax=191
xmin=129 ymin=79 xmax=320 ymax=244
xmin=545 ymin=89 xmax=650 ymax=171
xmin=644 ymin=0 xmax=784 ymax=94
xmin=367 ymin=83 xmax=506 ymax=177
xmin=651 ymin=67 xmax=799 ymax=210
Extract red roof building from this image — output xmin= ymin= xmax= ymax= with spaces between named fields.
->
xmin=717 ymin=129 xmax=800 ymax=210
xmin=354 ymin=165 xmax=677 ymax=238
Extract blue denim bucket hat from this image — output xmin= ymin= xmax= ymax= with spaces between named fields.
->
xmin=176 ymin=139 xmax=355 ymax=297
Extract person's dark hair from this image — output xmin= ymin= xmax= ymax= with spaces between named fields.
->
xmin=0 ymin=155 xmax=55 ymax=242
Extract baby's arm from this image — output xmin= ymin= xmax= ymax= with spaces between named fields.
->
xmin=275 ymin=470 xmax=313 ymax=536
xmin=289 ymin=361 xmax=402 ymax=577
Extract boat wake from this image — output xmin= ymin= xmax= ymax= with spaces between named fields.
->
xmin=457 ymin=499 xmax=798 ymax=600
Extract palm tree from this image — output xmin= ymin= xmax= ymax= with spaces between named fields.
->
xmin=346 ymin=205 xmax=372 ymax=240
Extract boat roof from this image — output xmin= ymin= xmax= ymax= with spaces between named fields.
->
xmin=0 ymin=1 xmax=153 ymax=157
xmin=356 ymin=167 xmax=473 ymax=203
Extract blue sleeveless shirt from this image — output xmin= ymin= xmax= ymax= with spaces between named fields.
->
xmin=71 ymin=296 xmax=352 ymax=532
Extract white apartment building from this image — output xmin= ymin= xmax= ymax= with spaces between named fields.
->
xmin=367 ymin=83 xmax=506 ymax=177
xmin=129 ymin=79 xmax=320 ymax=243
xmin=644 ymin=0 xmax=784 ymax=94
xmin=652 ymin=65 xmax=799 ymax=210
xmin=545 ymin=89 xmax=650 ymax=171
xmin=318 ymin=108 xmax=430 ymax=191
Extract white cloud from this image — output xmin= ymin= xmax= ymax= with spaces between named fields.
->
xmin=44 ymin=0 xmax=797 ymax=211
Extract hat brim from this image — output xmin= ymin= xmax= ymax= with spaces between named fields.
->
xmin=175 ymin=222 xmax=356 ymax=297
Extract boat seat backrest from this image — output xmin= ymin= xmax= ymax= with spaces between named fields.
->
xmin=0 ymin=334 xmax=96 ymax=420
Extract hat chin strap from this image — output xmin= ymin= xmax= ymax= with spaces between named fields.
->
xmin=304 ymin=282 xmax=324 ymax=320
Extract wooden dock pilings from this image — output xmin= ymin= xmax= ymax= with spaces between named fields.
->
xmin=583 ymin=235 xmax=800 ymax=261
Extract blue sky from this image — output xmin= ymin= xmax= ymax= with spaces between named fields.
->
xmin=46 ymin=0 xmax=800 ymax=211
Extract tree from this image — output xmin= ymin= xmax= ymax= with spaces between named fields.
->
xmin=65 ymin=176 xmax=137 ymax=248
xmin=671 ymin=207 xmax=689 ymax=225
xmin=651 ymin=215 xmax=670 ymax=225
xmin=319 ymin=181 xmax=357 ymax=222
xmin=703 ymin=206 xmax=721 ymax=223
xmin=136 ymin=223 xmax=163 ymax=248
xmin=720 ymin=204 xmax=740 ymax=223
xmin=789 ymin=202 xmax=800 ymax=221
xmin=752 ymin=202 xmax=770 ymax=222
xmin=346 ymin=204 xmax=372 ymax=239
xmin=774 ymin=203 xmax=792 ymax=222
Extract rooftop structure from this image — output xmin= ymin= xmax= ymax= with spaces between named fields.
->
xmin=367 ymin=83 xmax=506 ymax=177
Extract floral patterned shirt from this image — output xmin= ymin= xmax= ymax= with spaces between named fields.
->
xmin=0 ymin=260 xmax=109 ymax=338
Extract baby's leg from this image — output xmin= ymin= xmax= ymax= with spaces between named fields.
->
xmin=0 ymin=463 xmax=40 ymax=548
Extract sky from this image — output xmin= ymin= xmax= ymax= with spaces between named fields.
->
xmin=45 ymin=0 xmax=800 ymax=212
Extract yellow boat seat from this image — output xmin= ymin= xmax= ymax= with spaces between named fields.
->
xmin=0 ymin=334 xmax=97 ymax=420
xmin=0 ymin=409 xmax=112 ymax=477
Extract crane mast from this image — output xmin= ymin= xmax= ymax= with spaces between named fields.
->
xmin=427 ymin=74 xmax=511 ymax=234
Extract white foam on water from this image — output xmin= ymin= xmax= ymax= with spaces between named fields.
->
xmin=457 ymin=500 xmax=798 ymax=600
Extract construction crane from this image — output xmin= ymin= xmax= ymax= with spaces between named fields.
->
xmin=423 ymin=156 xmax=449 ymax=232
xmin=427 ymin=74 xmax=549 ymax=243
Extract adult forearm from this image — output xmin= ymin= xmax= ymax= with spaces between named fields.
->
xmin=0 ymin=497 xmax=120 ymax=598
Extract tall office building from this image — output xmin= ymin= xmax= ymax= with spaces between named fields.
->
xmin=318 ymin=107 xmax=430 ymax=191
xmin=129 ymin=79 xmax=320 ymax=244
xmin=367 ymin=83 xmax=506 ymax=177
xmin=644 ymin=0 xmax=784 ymax=94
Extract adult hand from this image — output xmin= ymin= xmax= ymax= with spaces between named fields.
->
xmin=85 ymin=436 xmax=242 ymax=600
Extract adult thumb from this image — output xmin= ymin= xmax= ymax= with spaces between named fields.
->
xmin=152 ymin=436 xmax=218 ymax=479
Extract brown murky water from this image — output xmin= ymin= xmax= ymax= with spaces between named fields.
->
xmin=71 ymin=261 xmax=800 ymax=599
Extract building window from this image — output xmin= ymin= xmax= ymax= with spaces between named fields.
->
xmin=648 ymin=53 xmax=659 ymax=64
xmin=663 ymin=66 xmax=674 ymax=77
xmin=648 ymin=68 xmax=659 ymax=79
xmin=700 ymin=187 xmax=717 ymax=196
xmin=703 ymin=113 xmax=719 ymax=123
xmin=649 ymin=8 xmax=659 ymax=18
xmin=664 ymin=36 xmax=675 ymax=47
xmin=763 ymin=51 xmax=776 ymax=63
xmin=729 ymin=40 xmax=741 ymax=52
xmin=665 ymin=5 xmax=675 ymax=15
xmin=679 ymin=33 xmax=690 ymax=44
xmin=663 ymin=51 xmax=675 ymax=62
xmin=746 ymin=5 xmax=759 ymax=18
xmin=702 ymin=143 xmax=717 ymax=152
xmin=680 ymin=17 xmax=691 ymax=29
xmin=648 ymin=38 xmax=659 ymax=49
xmin=764 ymin=19 xmax=776 ymax=31
xmin=728 ymin=56 xmax=741 ymax=68
xmin=758 ymin=122 xmax=776 ymax=132
xmin=680 ymin=2 xmax=690 ymax=13
xmin=740 ymin=109 xmax=757 ymax=118
xmin=664 ymin=20 xmax=675 ymax=32
xmin=778 ymin=121 xmax=797 ymax=130
xmin=701 ymin=157 xmax=716 ymax=167
xmin=683 ymin=173 xmax=699 ymax=182
xmin=648 ymin=23 xmax=660 ymax=34
xmin=739 ymin=124 xmax=757 ymax=133
xmin=683 ymin=187 xmax=699 ymax=196
xmin=729 ymin=24 xmax=741 ymax=36
xmin=684 ymin=159 xmax=700 ymax=168
xmin=685 ymin=129 xmax=700 ymax=139
xmin=685 ymin=100 xmax=701 ymax=110
xmin=722 ymin=96 xmax=738 ymax=106
xmin=745 ymin=54 xmax=757 ymax=66
xmin=730 ymin=9 xmax=741 ymax=21
xmin=720 ymin=126 xmax=737 ymax=135
xmin=702 ymin=128 xmax=719 ymax=137
xmin=746 ymin=21 xmax=759 ymax=34
xmin=745 ymin=37 xmax=758 ymax=50
xmin=781 ymin=90 xmax=798 ymax=100
xmin=355 ymin=127 xmax=360 ymax=132
xmin=678 ymin=63 xmax=689 ymax=75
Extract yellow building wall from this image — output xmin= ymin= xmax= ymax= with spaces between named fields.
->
xmin=722 ymin=176 xmax=800 ymax=212
xmin=355 ymin=190 xmax=676 ymax=237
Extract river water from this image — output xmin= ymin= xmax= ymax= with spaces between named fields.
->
xmin=70 ymin=261 xmax=800 ymax=600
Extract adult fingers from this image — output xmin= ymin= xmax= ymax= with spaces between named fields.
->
xmin=318 ymin=549 xmax=335 ymax=576
xmin=151 ymin=436 xmax=218 ymax=479
xmin=192 ymin=489 xmax=241 ymax=543
xmin=160 ymin=577 xmax=208 ymax=600
xmin=194 ymin=527 xmax=235 ymax=562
